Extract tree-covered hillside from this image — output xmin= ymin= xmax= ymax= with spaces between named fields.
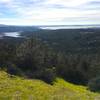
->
xmin=0 ymin=36 xmax=100 ymax=92
xmin=21 ymin=28 xmax=100 ymax=54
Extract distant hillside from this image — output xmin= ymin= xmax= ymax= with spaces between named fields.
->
xmin=0 ymin=71 xmax=99 ymax=100
xmin=0 ymin=24 xmax=40 ymax=33
xmin=20 ymin=28 xmax=100 ymax=54
xmin=1 ymin=25 xmax=100 ymax=55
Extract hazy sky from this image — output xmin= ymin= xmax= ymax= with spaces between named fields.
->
xmin=0 ymin=0 xmax=100 ymax=25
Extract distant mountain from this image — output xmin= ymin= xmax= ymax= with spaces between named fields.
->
xmin=0 ymin=25 xmax=40 ymax=33
xmin=0 ymin=24 xmax=6 ymax=26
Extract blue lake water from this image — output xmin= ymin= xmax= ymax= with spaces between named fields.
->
xmin=4 ymin=32 xmax=20 ymax=37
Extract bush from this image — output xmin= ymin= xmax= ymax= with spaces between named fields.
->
xmin=39 ymin=68 xmax=56 ymax=84
xmin=6 ymin=63 xmax=24 ymax=76
xmin=88 ymin=77 xmax=100 ymax=92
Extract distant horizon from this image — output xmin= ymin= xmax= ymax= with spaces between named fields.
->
xmin=1 ymin=24 xmax=100 ymax=30
xmin=0 ymin=24 xmax=100 ymax=26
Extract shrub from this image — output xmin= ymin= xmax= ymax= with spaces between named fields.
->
xmin=88 ymin=76 xmax=100 ymax=92
xmin=38 ymin=68 xmax=56 ymax=84
xmin=6 ymin=63 xmax=24 ymax=76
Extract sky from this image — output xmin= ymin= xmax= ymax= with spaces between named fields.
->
xmin=0 ymin=0 xmax=100 ymax=25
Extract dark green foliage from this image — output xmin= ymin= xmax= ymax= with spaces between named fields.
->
xmin=15 ymin=38 xmax=57 ymax=83
xmin=88 ymin=77 xmax=100 ymax=92
xmin=37 ymin=68 xmax=56 ymax=84
xmin=21 ymin=28 xmax=100 ymax=54
xmin=6 ymin=63 xmax=24 ymax=76
xmin=1 ymin=30 xmax=100 ymax=88
xmin=56 ymin=54 xmax=88 ymax=85
xmin=0 ymin=37 xmax=100 ymax=85
xmin=0 ymin=37 xmax=24 ymax=76
xmin=0 ymin=37 xmax=23 ymax=67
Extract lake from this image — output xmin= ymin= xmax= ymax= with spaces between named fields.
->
xmin=4 ymin=32 xmax=20 ymax=37
xmin=40 ymin=25 xmax=100 ymax=30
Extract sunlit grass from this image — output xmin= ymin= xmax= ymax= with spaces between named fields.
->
xmin=0 ymin=71 xmax=99 ymax=100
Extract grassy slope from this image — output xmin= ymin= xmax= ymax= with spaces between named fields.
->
xmin=0 ymin=71 xmax=99 ymax=100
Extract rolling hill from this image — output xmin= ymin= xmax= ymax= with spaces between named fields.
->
xmin=0 ymin=70 xmax=99 ymax=100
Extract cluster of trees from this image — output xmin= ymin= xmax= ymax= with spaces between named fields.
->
xmin=0 ymin=37 xmax=100 ymax=91
xmin=21 ymin=28 xmax=100 ymax=54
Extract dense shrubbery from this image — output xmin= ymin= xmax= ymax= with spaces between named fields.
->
xmin=15 ymin=38 xmax=57 ymax=83
xmin=0 ymin=37 xmax=100 ymax=91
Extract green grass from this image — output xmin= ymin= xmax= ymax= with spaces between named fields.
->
xmin=0 ymin=71 xmax=99 ymax=100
